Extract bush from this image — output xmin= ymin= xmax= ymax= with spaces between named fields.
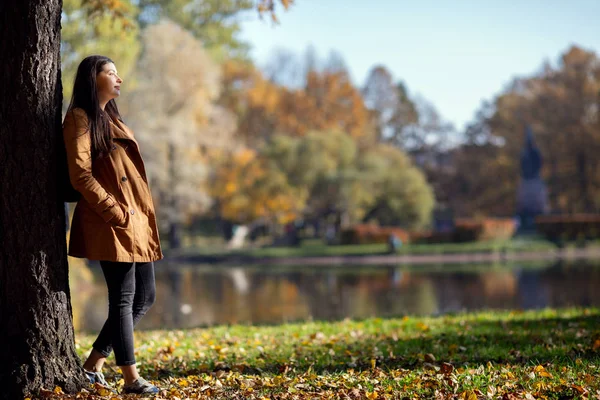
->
xmin=453 ymin=219 xmax=484 ymax=242
xmin=536 ymin=214 xmax=600 ymax=242
xmin=409 ymin=230 xmax=454 ymax=244
xmin=459 ymin=218 xmax=517 ymax=241
xmin=340 ymin=224 xmax=410 ymax=245
xmin=411 ymin=218 xmax=516 ymax=244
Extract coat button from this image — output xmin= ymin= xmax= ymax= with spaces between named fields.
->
xmin=121 ymin=176 xmax=128 ymax=182
xmin=130 ymin=209 xmax=135 ymax=215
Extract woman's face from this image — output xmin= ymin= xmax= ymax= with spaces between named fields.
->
xmin=96 ymin=62 xmax=123 ymax=104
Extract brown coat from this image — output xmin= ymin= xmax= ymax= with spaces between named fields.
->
xmin=63 ymin=108 xmax=163 ymax=262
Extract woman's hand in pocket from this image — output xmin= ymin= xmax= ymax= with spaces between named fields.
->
xmin=107 ymin=203 xmax=128 ymax=228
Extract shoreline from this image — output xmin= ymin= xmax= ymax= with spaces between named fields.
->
xmin=168 ymin=247 xmax=600 ymax=266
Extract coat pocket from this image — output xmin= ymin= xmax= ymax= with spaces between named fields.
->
xmin=109 ymin=201 xmax=131 ymax=228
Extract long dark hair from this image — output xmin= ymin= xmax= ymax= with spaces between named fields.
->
xmin=67 ymin=55 xmax=123 ymax=159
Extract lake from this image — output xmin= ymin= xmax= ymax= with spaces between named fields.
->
xmin=72 ymin=259 xmax=600 ymax=333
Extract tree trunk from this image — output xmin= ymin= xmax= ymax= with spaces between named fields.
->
xmin=0 ymin=0 xmax=86 ymax=398
xmin=576 ymin=150 xmax=593 ymax=213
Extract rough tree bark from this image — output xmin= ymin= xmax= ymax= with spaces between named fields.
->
xmin=0 ymin=0 xmax=86 ymax=398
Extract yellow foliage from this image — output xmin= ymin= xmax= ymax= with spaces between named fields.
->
xmin=211 ymin=148 xmax=306 ymax=224
xmin=221 ymin=60 xmax=373 ymax=145
xmin=81 ymin=0 xmax=136 ymax=28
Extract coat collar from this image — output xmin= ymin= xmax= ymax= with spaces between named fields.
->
xmin=109 ymin=117 xmax=139 ymax=148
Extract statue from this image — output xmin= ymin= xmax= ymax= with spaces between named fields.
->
xmin=516 ymin=126 xmax=549 ymax=231
xmin=521 ymin=127 xmax=542 ymax=180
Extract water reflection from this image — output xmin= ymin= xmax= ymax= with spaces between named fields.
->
xmin=72 ymin=260 xmax=600 ymax=333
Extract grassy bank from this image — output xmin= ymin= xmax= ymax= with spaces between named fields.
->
xmin=167 ymin=236 xmax=600 ymax=260
xmin=39 ymin=308 xmax=600 ymax=398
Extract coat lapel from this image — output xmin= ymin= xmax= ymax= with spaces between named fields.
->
xmin=110 ymin=118 xmax=139 ymax=149
xmin=109 ymin=117 xmax=150 ymax=182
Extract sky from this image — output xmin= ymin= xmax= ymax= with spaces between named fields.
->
xmin=239 ymin=0 xmax=600 ymax=132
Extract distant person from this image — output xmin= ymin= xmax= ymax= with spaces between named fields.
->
xmin=388 ymin=234 xmax=402 ymax=254
xmin=63 ymin=55 xmax=163 ymax=394
xmin=326 ymin=225 xmax=336 ymax=245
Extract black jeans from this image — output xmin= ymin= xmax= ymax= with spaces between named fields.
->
xmin=92 ymin=261 xmax=156 ymax=366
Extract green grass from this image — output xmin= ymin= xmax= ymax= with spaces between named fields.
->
xmin=167 ymin=236 xmax=600 ymax=260
xmin=65 ymin=308 xmax=600 ymax=399
xmin=243 ymin=237 xmax=558 ymax=257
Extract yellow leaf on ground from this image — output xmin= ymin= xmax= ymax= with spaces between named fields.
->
xmin=416 ymin=322 xmax=429 ymax=331
xmin=461 ymin=390 xmax=478 ymax=400
xmin=95 ymin=384 xmax=111 ymax=397
xmin=178 ymin=378 xmax=189 ymax=387
xmin=538 ymin=370 xmax=552 ymax=378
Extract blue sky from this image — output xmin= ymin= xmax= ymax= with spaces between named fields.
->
xmin=239 ymin=0 xmax=600 ymax=131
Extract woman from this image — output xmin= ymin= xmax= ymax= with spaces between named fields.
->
xmin=63 ymin=55 xmax=163 ymax=395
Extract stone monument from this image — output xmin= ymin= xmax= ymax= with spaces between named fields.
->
xmin=516 ymin=126 xmax=549 ymax=231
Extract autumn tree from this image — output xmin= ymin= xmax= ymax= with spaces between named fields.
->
xmin=443 ymin=102 xmax=516 ymax=216
xmin=284 ymin=68 xmax=372 ymax=138
xmin=221 ymin=51 xmax=374 ymax=147
xmin=453 ymin=46 xmax=600 ymax=216
xmin=362 ymin=65 xmax=418 ymax=142
xmin=361 ymin=64 xmax=454 ymax=154
xmin=211 ymin=126 xmax=434 ymax=236
xmin=266 ymin=131 xmax=434 ymax=230
xmin=276 ymin=51 xmax=372 ymax=139
xmin=219 ymin=59 xmax=283 ymax=145
xmin=361 ymin=65 xmax=457 ymax=217
xmin=270 ymin=130 xmax=361 ymax=227
xmin=358 ymin=143 xmax=435 ymax=228
xmin=211 ymin=148 xmax=306 ymax=226
xmin=218 ymin=52 xmax=434 ymax=231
